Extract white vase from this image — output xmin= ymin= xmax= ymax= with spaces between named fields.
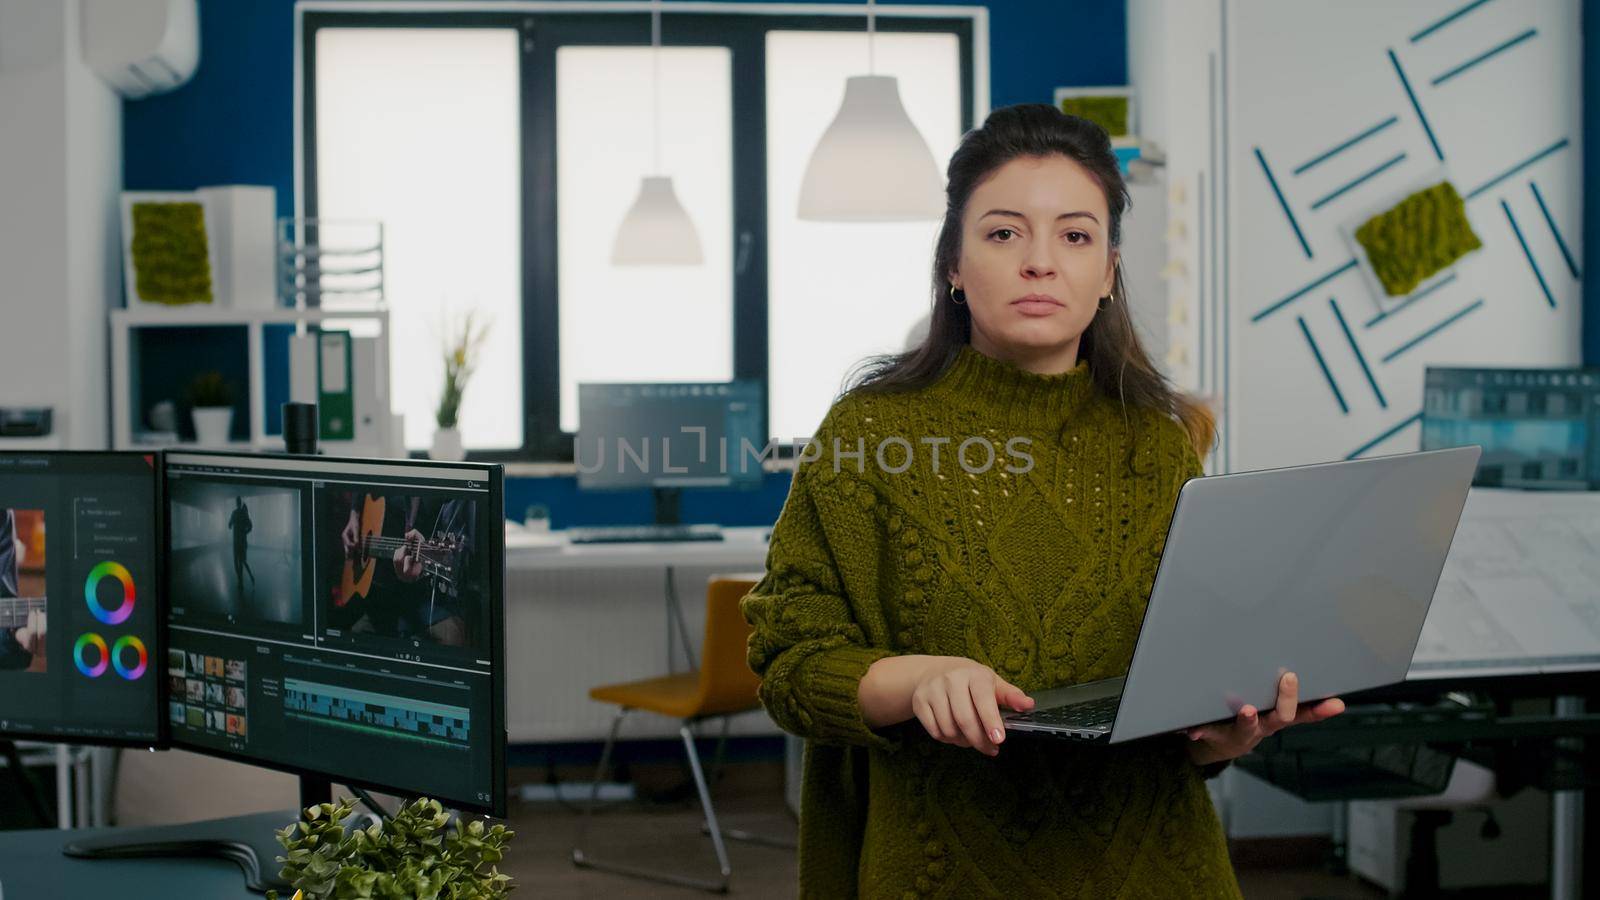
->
xmin=192 ymin=407 xmax=234 ymax=447
xmin=429 ymin=426 xmax=465 ymax=461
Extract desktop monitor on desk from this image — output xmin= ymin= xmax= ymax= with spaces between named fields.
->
xmin=160 ymin=451 xmax=508 ymax=816
xmin=1421 ymin=366 xmax=1600 ymax=490
xmin=0 ymin=452 xmax=162 ymax=747
xmin=576 ymin=380 xmax=766 ymax=525
xmin=62 ymin=450 xmax=508 ymax=894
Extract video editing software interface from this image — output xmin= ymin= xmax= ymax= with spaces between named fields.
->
xmin=0 ymin=453 xmax=160 ymax=743
xmin=164 ymin=452 xmax=505 ymax=813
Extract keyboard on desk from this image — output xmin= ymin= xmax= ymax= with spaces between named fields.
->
xmin=565 ymin=524 xmax=725 ymax=544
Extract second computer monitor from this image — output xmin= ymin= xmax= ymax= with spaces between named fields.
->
xmin=1422 ymin=366 xmax=1600 ymax=490
xmin=576 ymin=381 xmax=766 ymax=491
xmin=0 ymin=452 xmax=161 ymax=746
xmin=163 ymin=452 xmax=507 ymax=815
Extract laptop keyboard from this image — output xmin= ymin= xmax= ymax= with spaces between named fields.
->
xmin=1013 ymin=697 xmax=1119 ymax=730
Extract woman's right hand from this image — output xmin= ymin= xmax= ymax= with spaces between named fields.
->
xmin=861 ymin=655 xmax=1035 ymax=756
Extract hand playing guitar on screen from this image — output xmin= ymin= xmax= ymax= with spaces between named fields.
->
xmin=16 ymin=609 xmax=46 ymax=673
xmin=341 ymin=509 xmax=363 ymax=562
xmin=393 ymin=528 xmax=426 ymax=583
xmin=0 ymin=607 xmax=46 ymax=672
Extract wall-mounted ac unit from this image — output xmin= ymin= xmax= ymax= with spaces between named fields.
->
xmin=81 ymin=0 xmax=198 ymax=99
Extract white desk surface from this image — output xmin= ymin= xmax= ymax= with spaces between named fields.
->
xmin=1409 ymin=487 xmax=1600 ymax=680
xmin=505 ymin=524 xmax=771 ymax=572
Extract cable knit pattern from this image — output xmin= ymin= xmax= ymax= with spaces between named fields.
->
xmin=742 ymin=346 xmax=1241 ymax=899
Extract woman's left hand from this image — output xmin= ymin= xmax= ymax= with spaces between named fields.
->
xmin=1184 ymin=672 xmax=1345 ymax=767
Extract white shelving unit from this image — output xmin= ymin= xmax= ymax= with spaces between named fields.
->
xmin=109 ymin=306 xmax=391 ymax=452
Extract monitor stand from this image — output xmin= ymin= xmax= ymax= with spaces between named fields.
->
xmin=652 ymin=486 xmax=681 ymax=525
xmin=61 ymin=776 xmax=333 ymax=894
xmin=0 ymin=739 xmax=54 ymax=827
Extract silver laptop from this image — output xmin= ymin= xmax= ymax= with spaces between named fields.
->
xmin=1003 ymin=445 xmax=1481 ymax=744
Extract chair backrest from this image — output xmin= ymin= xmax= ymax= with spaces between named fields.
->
xmin=694 ymin=573 xmax=764 ymax=717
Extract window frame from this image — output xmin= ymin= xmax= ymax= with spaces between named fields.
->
xmin=297 ymin=3 xmax=983 ymax=462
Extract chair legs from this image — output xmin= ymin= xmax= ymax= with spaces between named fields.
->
xmin=571 ymin=709 xmax=733 ymax=893
xmin=699 ymin=717 xmax=797 ymax=850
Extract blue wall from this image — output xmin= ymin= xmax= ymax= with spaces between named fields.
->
xmin=122 ymin=0 xmax=1128 ymax=526
xmin=123 ymin=0 xmax=1128 ymax=220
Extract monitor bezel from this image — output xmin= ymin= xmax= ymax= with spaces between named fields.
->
xmin=160 ymin=450 xmax=508 ymax=818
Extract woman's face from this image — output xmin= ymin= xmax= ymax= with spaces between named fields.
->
xmin=950 ymin=154 xmax=1117 ymax=371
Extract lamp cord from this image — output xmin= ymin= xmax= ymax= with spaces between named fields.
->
xmin=652 ymin=0 xmax=662 ymax=175
xmin=867 ymin=0 xmax=876 ymax=74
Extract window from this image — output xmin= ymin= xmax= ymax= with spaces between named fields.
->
xmin=555 ymin=45 xmax=735 ymax=434
xmin=765 ymin=30 xmax=963 ymax=440
xmin=310 ymin=25 xmax=524 ymax=451
xmin=300 ymin=6 xmax=979 ymax=459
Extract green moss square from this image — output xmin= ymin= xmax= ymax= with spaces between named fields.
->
xmin=130 ymin=202 xmax=213 ymax=305
xmin=1354 ymin=181 xmax=1481 ymax=297
xmin=1057 ymin=95 xmax=1129 ymax=139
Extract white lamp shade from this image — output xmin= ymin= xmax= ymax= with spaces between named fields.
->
xmin=798 ymin=75 xmax=945 ymax=222
xmin=611 ymin=175 xmax=704 ymax=265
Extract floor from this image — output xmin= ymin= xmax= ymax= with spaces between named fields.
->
xmin=495 ymin=762 xmax=1405 ymax=899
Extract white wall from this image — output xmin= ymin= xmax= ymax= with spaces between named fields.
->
xmin=1227 ymin=0 xmax=1582 ymax=472
xmin=0 ymin=0 xmax=121 ymax=448
xmin=1132 ymin=0 xmax=1584 ymax=841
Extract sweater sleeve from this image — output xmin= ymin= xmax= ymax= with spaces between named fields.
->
xmin=741 ymin=447 xmax=900 ymax=752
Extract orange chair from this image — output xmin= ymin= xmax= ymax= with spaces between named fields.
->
xmin=571 ymin=573 xmax=792 ymax=893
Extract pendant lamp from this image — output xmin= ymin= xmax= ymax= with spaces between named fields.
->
xmin=797 ymin=0 xmax=944 ymax=221
xmin=612 ymin=0 xmax=703 ymax=265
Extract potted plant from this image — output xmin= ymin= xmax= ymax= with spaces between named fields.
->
xmin=267 ymin=798 xmax=515 ymax=900
xmin=432 ymin=310 xmax=489 ymax=461
xmin=186 ymin=371 xmax=236 ymax=447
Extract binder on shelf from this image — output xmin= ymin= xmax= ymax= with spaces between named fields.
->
xmin=317 ymin=331 xmax=354 ymax=441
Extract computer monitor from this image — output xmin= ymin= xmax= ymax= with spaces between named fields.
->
xmin=1421 ymin=366 xmax=1600 ymax=490
xmin=161 ymin=451 xmax=507 ymax=815
xmin=0 ymin=452 xmax=162 ymax=746
xmin=576 ymin=381 xmax=766 ymax=523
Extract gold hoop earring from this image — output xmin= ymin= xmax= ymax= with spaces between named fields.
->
xmin=1097 ymin=289 xmax=1115 ymax=313
xmin=949 ymin=285 xmax=966 ymax=305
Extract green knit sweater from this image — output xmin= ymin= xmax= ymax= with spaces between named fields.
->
xmin=742 ymin=345 xmax=1241 ymax=899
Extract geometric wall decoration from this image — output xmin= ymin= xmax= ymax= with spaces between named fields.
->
xmin=1216 ymin=0 xmax=1581 ymax=472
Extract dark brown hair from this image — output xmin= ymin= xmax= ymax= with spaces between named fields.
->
xmin=844 ymin=103 xmax=1215 ymax=458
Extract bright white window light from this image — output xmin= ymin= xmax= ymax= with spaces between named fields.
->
xmin=315 ymin=28 xmax=523 ymax=451
xmin=767 ymin=30 xmax=961 ymax=440
xmin=557 ymin=45 xmax=733 ymax=433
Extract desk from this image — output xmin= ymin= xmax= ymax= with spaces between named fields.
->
xmin=504 ymin=527 xmax=771 ymax=743
xmin=0 ymin=820 xmax=263 ymax=899
xmin=506 ymin=525 xmax=772 ymax=571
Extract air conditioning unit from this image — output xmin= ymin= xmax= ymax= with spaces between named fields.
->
xmin=81 ymin=0 xmax=198 ymax=99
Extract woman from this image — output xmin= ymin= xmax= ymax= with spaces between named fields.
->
xmin=742 ymin=105 xmax=1344 ymax=898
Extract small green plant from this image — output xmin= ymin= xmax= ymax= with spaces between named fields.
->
xmin=129 ymin=201 xmax=214 ymax=305
xmin=267 ymin=798 xmax=515 ymax=900
xmin=185 ymin=371 xmax=235 ymax=408
xmin=436 ymin=310 xmax=490 ymax=430
xmin=1355 ymin=181 xmax=1482 ymax=296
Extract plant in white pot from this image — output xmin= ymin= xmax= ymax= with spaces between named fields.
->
xmin=432 ymin=310 xmax=489 ymax=461
xmin=186 ymin=371 xmax=236 ymax=447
